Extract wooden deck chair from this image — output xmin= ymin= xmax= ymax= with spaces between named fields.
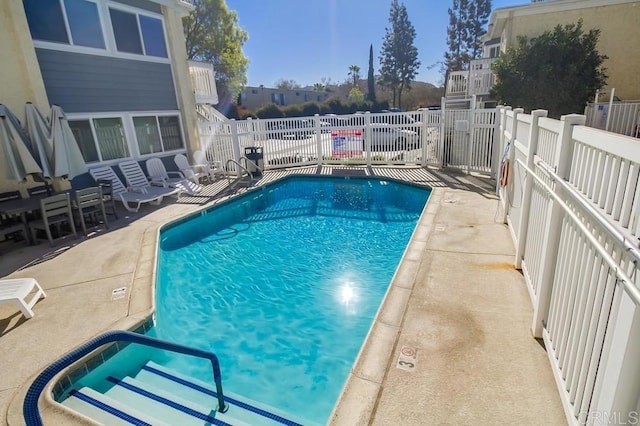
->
xmin=0 ymin=278 xmax=46 ymax=319
xmin=145 ymin=157 xmax=202 ymax=195
xmin=89 ymin=166 xmax=163 ymax=213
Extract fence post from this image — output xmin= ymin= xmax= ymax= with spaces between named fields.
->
xmin=439 ymin=97 xmax=446 ymax=168
xmin=364 ymin=112 xmax=372 ymax=167
xmin=530 ymin=113 xmax=586 ymax=338
xmin=491 ymin=106 xmax=502 ymax=181
xmin=230 ymin=119 xmax=242 ymax=177
xmin=514 ymin=109 xmax=548 ymax=269
xmin=314 ymin=114 xmax=323 ymax=166
xmin=502 ymin=108 xmax=523 ymax=222
xmin=466 ymin=95 xmax=477 ymax=174
xmin=420 ymin=108 xmax=428 ymax=167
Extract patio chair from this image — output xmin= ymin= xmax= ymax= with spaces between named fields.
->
xmin=118 ymin=161 xmax=182 ymax=201
xmin=95 ymin=178 xmax=118 ymax=219
xmin=193 ymin=150 xmax=225 ymax=181
xmin=74 ymin=187 xmax=108 ymax=236
xmin=0 ymin=192 xmax=28 ymax=243
xmin=174 ymin=154 xmax=206 ymax=184
xmin=0 ymin=278 xmax=46 ymax=319
xmin=145 ymin=157 xmax=202 ymax=195
xmin=29 ymin=193 xmax=78 ymax=246
xmin=89 ymin=166 xmax=164 ymax=213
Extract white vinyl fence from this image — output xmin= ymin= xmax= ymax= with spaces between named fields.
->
xmin=585 ymin=101 xmax=640 ymax=138
xmin=196 ymin=101 xmax=496 ymax=176
xmin=497 ymin=106 xmax=640 ymax=425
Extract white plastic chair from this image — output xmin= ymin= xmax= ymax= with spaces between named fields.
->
xmin=193 ymin=150 xmax=224 ymax=181
xmin=0 ymin=278 xmax=46 ymax=319
xmin=89 ymin=166 xmax=164 ymax=213
xmin=145 ymin=157 xmax=202 ymax=195
xmin=174 ymin=154 xmax=206 ymax=184
xmin=118 ymin=160 xmax=182 ymax=199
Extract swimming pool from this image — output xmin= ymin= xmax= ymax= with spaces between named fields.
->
xmin=63 ymin=175 xmax=431 ymax=424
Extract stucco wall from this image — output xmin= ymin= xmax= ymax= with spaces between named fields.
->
xmin=501 ymin=2 xmax=640 ymax=100
xmin=163 ymin=6 xmax=200 ymax=157
xmin=0 ymin=0 xmax=50 ymax=122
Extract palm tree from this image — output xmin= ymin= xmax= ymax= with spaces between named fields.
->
xmin=348 ymin=65 xmax=361 ymax=87
xmin=313 ymin=83 xmax=325 ymax=92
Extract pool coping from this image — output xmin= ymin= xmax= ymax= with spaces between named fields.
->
xmin=11 ymin=172 xmax=439 ymax=425
xmin=328 ymin=186 xmax=442 ymax=425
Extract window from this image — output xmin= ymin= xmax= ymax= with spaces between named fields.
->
xmin=109 ymin=8 xmax=168 ymax=58
xmin=69 ymin=117 xmax=129 ymax=163
xmin=134 ymin=115 xmax=184 ymax=155
xmin=24 ymin=0 xmax=104 ymax=48
xmin=133 ymin=116 xmax=162 ymax=155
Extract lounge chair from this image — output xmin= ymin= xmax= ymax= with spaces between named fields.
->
xmin=89 ymin=166 xmax=164 ymax=213
xmin=0 ymin=278 xmax=46 ymax=319
xmin=117 ymin=160 xmax=182 ymax=200
xmin=146 ymin=157 xmax=202 ymax=195
xmin=174 ymin=153 xmax=206 ymax=184
xmin=193 ymin=150 xmax=224 ymax=181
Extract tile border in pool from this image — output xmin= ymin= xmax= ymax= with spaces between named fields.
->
xmin=38 ymin=172 xmax=437 ymax=425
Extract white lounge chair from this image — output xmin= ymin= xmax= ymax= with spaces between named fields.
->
xmin=146 ymin=157 xmax=202 ymax=195
xmin=193 ymin=150 xmax=224 ymax=181
xmin=89 ymin=166 xmax=164 ymax=213
xmin=174 ymin=153 xmax=206 ymax=184
xmin=0 ymin=278 xmax=46 ymax=319
xmin=118 ymin=160 xmax=182 ymax=200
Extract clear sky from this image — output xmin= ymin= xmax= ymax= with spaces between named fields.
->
xmin=226 ymin=0 xmax=527 ymax=88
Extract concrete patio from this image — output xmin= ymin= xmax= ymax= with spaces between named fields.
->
xmin=0 ymin=166 xmax=566 ymax=425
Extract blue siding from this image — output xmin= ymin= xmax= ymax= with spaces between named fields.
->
xmin=36 ymin=49 xmax=178 ymax=113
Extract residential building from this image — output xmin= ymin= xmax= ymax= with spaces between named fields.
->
xmin=0 ymin=0 xmax=217 ymax=191
xmin=445 ymin=0 xmax=640 ymax=105
xmin=238 ymin=86 xmax=330 ymax=111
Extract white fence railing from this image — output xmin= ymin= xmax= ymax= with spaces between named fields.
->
xmin=585 ymin=101 xmax=640 ymax=138
xmin=188 ymin=60 xmax=218 ymax=105
xmin=196 ymin=104 xmax=496 ymax=175
xmin=496 ymin=105 xmax=640 ymax=425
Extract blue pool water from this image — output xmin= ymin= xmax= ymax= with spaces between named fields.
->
xmin=76 ymin=176 xmax=430 ymax=424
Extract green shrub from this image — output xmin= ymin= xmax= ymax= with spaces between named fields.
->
xmin=256 ymin=103 xmax=284 ymax=119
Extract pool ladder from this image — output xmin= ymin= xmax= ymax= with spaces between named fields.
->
xmin=225 ymin=157 xmax=262 ymax=187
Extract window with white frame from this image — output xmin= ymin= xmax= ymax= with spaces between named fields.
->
xmin=69 ymin=114 xmax=184 ymax=163
xmin=23 ymin=0 xmax=105 ymax=49
xmin=23 ymin=0 xmax=168 ymax=60
xmin=109 ymin=7 xmax=167 ymax=58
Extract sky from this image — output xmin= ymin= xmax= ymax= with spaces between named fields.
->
xmin=225 ymin=0 xmax=527 ymax=89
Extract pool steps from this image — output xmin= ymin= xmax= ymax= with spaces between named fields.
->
xmin=61 ymin=361 xmax=312 ymax=425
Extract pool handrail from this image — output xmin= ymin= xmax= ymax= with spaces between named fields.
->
xmin=23 ymin=330 xmax=229 ymax=426
xmin=225 ymin=158 xmax=254 ymax=183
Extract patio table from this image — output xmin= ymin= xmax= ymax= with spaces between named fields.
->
xmin=0 ymin=190 xmax=73 ymax=245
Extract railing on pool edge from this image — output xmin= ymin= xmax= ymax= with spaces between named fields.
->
xmin=23 ymin=330 xmax=228 ymax=426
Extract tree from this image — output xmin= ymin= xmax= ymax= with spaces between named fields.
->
xmin=313 ymin=83 xmax=325 ymax=92
xmin=274 ymin=79 xmax=300 ymax=90
xmin=348 ymin=65 xmax=361 ymax=87
xmin=491 ymin=20 xmax=608 ymax=118
xmin=367 ymin=44 xmax=376 ymax=102
xmin=183 ymin=0 xmax=249 ymax=107
xmin=443 ymin=0 xmax=491 ymax=73
xmin=379 ymin=0 xmax=420 ymax=109
xmin=348 ymin=87 xmax=365 ymax=103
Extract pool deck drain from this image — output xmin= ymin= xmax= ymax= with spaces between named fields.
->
xmin=0 ymin=166 xmax=565 ymax=425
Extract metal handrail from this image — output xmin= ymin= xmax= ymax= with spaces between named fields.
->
xmin=240 ymin=155 xmax=263 ymax=176
xmin=23 ymin=330 xmax=228 ymax=426
xmin=225 ymin=158 xmax=253 ymax=184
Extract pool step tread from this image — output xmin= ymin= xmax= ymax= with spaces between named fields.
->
xmin=136 ymin=361 xmax=312 ymax=426
xmin=62 ymin=387 xmax=170 ymax=426
xmin=104 ymin=376 xmax=232 ymax=425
